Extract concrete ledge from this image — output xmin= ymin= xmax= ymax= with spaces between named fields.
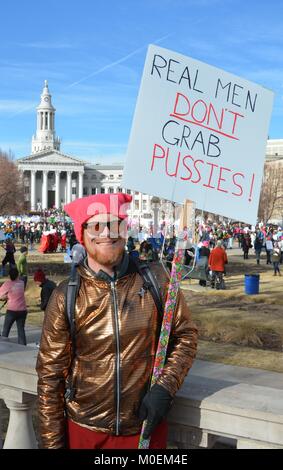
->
xmin=0 ymin=342 xmax=283 ymax=449
xmin=168 ymin=376 xmax=283 ymax=448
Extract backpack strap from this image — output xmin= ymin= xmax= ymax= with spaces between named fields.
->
xmin=64 ymin=265 xmax=81 ymax=402
xmin=65 ymin=266 xmax=81 ymax=349
xmin=132 ymin=257 xmax=163 ymax=316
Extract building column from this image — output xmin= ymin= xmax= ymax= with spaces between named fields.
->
xmin=3 ymin=395 xmax=38 ymax=449
xmin=67 ymin=171 xmax=72 ymax=203
xmin=139 ymin=192 xmax=143 ymax=221
xmin=78 ymin=172 xmax=84 ymax=199
xmin=55 ymin=171 xmax=60 ymax=209
xmin=30 ymin=170 xmax=36 ymax=211
xmin=42 ymin=171 xmax=48 ymax=209
xmin=129 ymin=191 xmax=134 ymax=215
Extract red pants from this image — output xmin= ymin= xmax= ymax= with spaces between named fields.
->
xmin=67 ymin=419 xmax=168 ymax=449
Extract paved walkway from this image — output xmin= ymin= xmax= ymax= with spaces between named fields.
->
xmin=0 ymin=314 xmax=41 ymax=346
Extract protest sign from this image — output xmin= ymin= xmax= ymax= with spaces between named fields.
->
xmin=122 ymin=45 xmax=274 ymax=224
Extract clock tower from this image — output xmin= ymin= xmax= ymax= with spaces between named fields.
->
xmin=31 ymin=80 xmax=61 ymax=154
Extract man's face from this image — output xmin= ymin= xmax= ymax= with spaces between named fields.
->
xmin=83 ymin=214 xmax=127 ymax=269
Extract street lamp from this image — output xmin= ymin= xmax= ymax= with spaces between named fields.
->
xmin=151 ymin=196 xmax=161 ymax=237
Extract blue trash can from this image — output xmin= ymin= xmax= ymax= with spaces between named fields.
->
xmin=245 ymin=274 xmax=260 ymax=295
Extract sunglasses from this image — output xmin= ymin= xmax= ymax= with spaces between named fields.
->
xmin=83 ymin=219 xmax=124 ymax=237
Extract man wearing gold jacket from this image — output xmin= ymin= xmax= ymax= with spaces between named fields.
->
xmin=36 ymin=193 xmax=198 ymax=449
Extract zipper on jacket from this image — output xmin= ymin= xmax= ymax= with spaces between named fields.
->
xmin=111 ymin=280 xmax=121 ymax=435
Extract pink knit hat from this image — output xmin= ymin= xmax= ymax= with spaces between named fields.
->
xmin=64 ymin=193 xmax=132 ymax=244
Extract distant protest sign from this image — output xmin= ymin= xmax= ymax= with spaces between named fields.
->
xmin=122 ymin=45 xmax=274 ymax=224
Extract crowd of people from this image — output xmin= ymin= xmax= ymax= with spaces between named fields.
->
xmin=125 ymin=220 xmax=283 ymax=287
xmin=0 ymin=198 xmax=282 ymax=449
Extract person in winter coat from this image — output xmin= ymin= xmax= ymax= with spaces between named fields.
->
xmin=33 ymin=269 xmax=57 ymax=311
xmin=1 ymin=238 xmax=16 ymax=275
xmin=241 ymin=234 xmax=252 ymax=260
xmin=36 ymin=193 xmax=198 ymax=449
xmin=208 ymin=240 xmax=228 ymax=289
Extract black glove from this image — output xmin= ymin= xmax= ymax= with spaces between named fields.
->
xmin=139 ymin=384 xmax=173 ymax=439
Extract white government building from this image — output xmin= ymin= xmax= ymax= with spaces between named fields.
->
xmin=16 ymin=81 xmax=154 ymax=224
xmin=16 ymin=81 xmax=283 ymax=225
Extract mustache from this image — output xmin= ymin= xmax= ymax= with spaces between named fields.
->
xmin=87 ymin=234 xmax=122 ymax=243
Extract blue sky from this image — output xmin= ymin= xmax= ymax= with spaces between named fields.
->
xmin=0 ymin=0 xmax=283 ymax=164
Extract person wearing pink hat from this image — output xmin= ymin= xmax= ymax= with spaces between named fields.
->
xmin=36 ymin=193 xmax=198 ymax=449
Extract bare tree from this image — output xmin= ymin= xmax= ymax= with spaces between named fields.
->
xmin=257 ymin=162 xmax=283 ymax=224
xmin=0 ymin=149 xmax=25 ymax=215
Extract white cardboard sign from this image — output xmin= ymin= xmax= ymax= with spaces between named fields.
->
xmin=122 ymin=45 xmax=274 ymax=224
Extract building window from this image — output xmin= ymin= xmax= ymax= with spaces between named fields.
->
xmin=135 ymin=201 xmax=139 ymax=210
xmin=108 ymin=187 xmax=114 ymax=193
xmin=127 ymin=189 xmax=131 ymax=195
xmin=91 ymin=187 xmax=96 ymax=195
xmin=72 ymin=188 xmax=76 ymax=195
xmin=83 ymin=187 xmax=88 ymax=196
xmin=92 ymin=174 xmax=97 ymax=180
xmin=117 ymin=187 xmax=122 ymax=193
xmin=101 ymin=187 xmax=105 ymax=193
xmin=24 ymin=187 xmax=29 ymax=194
xmin=118 ymin=174 xmax=122 ymax=178
xmin=109 ymin=175 xmax=114 ymax=179
xmin=142 ymin=201 xmax=147 ymax=211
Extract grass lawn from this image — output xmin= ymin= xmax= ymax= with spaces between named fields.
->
xmin=181 ymin=248 xmax=283 ymax=371
xmin=2 ymin=242 xmax=282 ymax=373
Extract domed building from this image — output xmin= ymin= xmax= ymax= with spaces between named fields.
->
xmin=16 ymin=81 xmax=153 ymax=224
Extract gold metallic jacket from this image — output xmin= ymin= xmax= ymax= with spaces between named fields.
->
xmin=36 ymin=256 xmax=198 ymax=448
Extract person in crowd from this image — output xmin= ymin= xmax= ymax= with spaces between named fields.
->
xmin=0 ymin=266 xmax=27 ymax=345
xmin=198 ymin=240 xmax=210 ymax=287
xmin=28 ymin=226 xmax=35 ymax=251
xmin=1 ymin=238 xmax=16 ymax=276
xmin=36 ymin=193 xmax=198 ymax=449
xmin=164 ymin=242 xmax=175 ymax=270
xmin=19 ymin=225 xmax=26 ymax=244
xmin=126 ymin=235 xmax=136 ymax=254
xmin=279 ymin=236 xmax=283 ymax=264
xmin=60 ymin=230 xmax=67 ymax=252
xmin=208 ymin=240 xmax=228 ymax=289
xmin=241 ymin=233 xmax=252 ymax=260
xmin=265 ymin=237 xmax=273 ymax=265
xmin=139 ymin=241 xmax=154 ymax=262
xmin=254 ymin=236 xmax=263 ymax=265
xmin=68 ymin=231 xmax=77 ymax=250
xmin=16 ymin=246 xmax=28 ymax=288
xmin=183 ymin=246 xmax=195 ymax=268
xmin=271 ymin=242 xmax=281 ymax=276
xmin=33 ymin=269 xmax=57 ymax=311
